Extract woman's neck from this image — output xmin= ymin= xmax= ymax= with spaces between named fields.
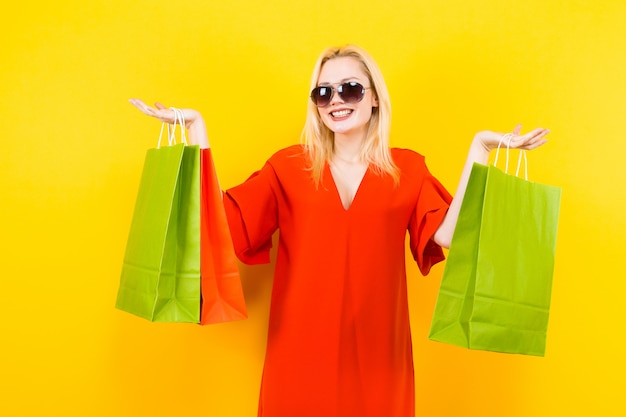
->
xmin=332 ymin=133 xmax=365 ymax=163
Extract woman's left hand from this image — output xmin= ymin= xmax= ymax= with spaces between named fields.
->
xmin=474 ymin=124 xmax=550 ymax=153
xmin=433 ymin=123 xmax=551 ymax=248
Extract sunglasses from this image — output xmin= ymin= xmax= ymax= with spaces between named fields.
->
xmin=310 ymin=81 xmax=371 ymax=107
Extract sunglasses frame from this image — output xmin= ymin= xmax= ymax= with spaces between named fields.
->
xmin=310 ymin=81 xmax=371 ymax=107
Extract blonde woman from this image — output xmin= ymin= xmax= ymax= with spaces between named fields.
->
xmin=130 ymin=45 xmax=548 ymax=417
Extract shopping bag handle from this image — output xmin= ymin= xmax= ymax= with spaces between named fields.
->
xmin=494 ymin=133 xmax=528 ymax=180
xmin=157 ymin=107 xmax=188 ymax=148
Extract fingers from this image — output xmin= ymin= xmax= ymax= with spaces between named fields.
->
xmin=129 ymin=98 xmax=179 ymax=123
xmin=129 ymin=98 xmax=160 ymax=118
xmin=128 ymin=98 xmax=151 ymax=116
xmin=508 ymin=126 xmax=550 ymax=150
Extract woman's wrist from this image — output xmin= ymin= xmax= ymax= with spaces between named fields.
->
xmin=470 ymin=133 xmax=492 ymax=161
xmin=187 ymin=112 xmax=210 ymax=148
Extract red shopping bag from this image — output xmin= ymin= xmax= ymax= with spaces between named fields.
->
xmin=200 ymin=149 xmax=248 ymax=324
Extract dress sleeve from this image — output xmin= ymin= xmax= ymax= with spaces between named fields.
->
xmin=408 ymin=165 xmax=452 ymax=276
xmin=223 ymin=163 xmax=279 ymax=265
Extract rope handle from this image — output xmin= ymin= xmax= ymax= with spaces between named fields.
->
xmin=493 ymin=133 xmax=528 ymax=180
xmin=157 ymin=107 xmax=188 ymax=148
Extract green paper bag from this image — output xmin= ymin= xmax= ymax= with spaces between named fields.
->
xmin=428 ymin=161 xmax=561 ymax=356
xmin=116 ymin=143 xmax=202 ymax=322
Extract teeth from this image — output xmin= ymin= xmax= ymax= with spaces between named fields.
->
xmin=331 ymin=109 xmax=352 ymax=117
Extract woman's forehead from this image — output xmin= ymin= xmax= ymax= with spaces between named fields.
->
xmin=318 ymin=57 xmax=367 ymax=84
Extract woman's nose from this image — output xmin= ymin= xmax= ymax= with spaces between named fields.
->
xmin=329 ymin=88 xmax=344 ymax=106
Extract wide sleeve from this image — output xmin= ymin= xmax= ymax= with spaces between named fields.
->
xmin=223 ymin=163 xmax=279 ymax=265
xmin=408 ymin=164 xmax=452 ymax=276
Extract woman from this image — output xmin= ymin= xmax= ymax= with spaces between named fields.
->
xmin=130 ymin=45 xmax=548 ymax=417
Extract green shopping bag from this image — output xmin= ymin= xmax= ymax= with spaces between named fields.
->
xmin=428 ymin=152 xmax=561 ymax=356
xmin=116 ymin=118 xmax=201 ymax=322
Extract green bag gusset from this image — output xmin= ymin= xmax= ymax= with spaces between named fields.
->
xmin=116 ymin=143 xmax=202 ymax=323
xmin=428 ymin=162 xmax=561 ymax=356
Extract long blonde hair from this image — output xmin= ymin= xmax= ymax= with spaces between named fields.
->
xmin=302 ymin=45 xmax=399 ymax=187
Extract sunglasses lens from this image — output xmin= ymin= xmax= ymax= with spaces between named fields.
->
xmin=338 ymin=82 xmax=365 ymax=103
xmin=311 ymin=82 xmax=366 ymax=106
xmin=311 ymin=86 xmax=332 ymax=107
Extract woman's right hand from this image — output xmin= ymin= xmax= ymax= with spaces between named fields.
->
xmin=129 ymin=98 xmax=210 ymax=148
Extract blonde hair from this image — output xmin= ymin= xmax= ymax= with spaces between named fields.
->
xmin=302 ymin=45 xmax=399 ymax=187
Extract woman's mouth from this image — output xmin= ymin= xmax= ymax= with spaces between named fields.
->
xmin=330 ymin=109 xmax=353 ymax=120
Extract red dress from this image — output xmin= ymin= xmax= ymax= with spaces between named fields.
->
xmin=224 ymin=145 xmax=451 ymax=417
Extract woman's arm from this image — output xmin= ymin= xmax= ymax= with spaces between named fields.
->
xmin=128 ymin=99 xmax=210 ymax=149
xmin=432 ymin=124 xmax=550 ymax=249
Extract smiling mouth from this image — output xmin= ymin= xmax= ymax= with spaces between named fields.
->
xmin=331 ymin=109 xmax=352 ymax=118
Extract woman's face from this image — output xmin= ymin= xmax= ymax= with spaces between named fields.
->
xmin=316 ymin=56 xmax=378 ymax=139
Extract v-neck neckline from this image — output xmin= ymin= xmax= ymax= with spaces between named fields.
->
xmin=325 ymin=163 xmax=369 ymax=212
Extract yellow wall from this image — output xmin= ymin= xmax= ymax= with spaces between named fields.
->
xmin=2 ymin=0 xmax=624 ymax=415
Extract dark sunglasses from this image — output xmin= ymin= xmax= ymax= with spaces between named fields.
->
xmin=310 ymin=81 xmax=371 ymax=107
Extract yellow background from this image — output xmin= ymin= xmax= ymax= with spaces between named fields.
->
xmin=1 ymin=0 xmax=624 ymax=416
